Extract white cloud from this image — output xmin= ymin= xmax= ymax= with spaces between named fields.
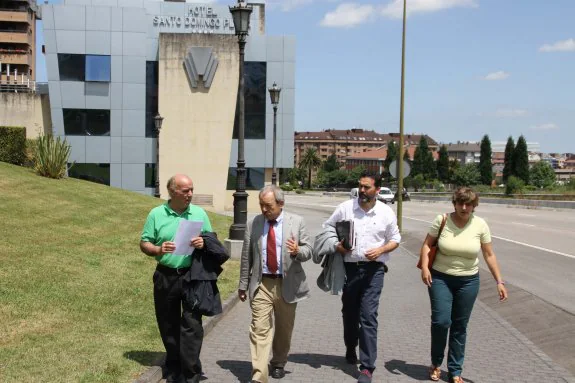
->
xmin=539 ymin=38 xmax=575 ymax=52
xmin=530 ymin=123 xmax=559 ymax=130
xmin=381 ymin=0 xmax=478 ymax=19
xmin=483 ymin=71 xmax=509 ymax=81
xmin=320 ymin=3 xmax=375 ymax=28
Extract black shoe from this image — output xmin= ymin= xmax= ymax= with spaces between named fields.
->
xmin=345 ymin=348 xmax=358 ymax=364
xmin=270 ymin=366 xmax=286 ymax=379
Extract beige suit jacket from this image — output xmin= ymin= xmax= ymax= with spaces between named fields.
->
xmin=238 ymin=211 xmax=313 ymax=303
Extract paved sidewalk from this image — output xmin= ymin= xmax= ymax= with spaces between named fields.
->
xmin=194 ymin=247 xmax=574 ymax=383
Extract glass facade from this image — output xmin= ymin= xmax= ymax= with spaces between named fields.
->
xmin=233 ymin=62 xmax=266 ymax=139
xmin=57 ymin=54 xmax=111 ymax=82
xmin=85 ymin=55 xmax=111 ymax=82
xmin=145 ymin=61 xmax=159 ymax=138
xmin=63 ymin=109 xmax=111 ymax=136
xmin=68 ymin=163 xmax=111 ymax=185
xmin=226 ymin=167 xmax=265 ymax=190
xmin=145 ymin=163 xmax=156 ymax=188
xmin=58 ymin=54 xmax=85 ymax=81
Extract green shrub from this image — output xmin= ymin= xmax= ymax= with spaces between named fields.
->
xmin=281 ymin=184 xmax=293 ymax=192
xmin=0 ymin=126 xmax=26 ymax=165
xmin=24 ymin=138 xmax=37 ymax=168
xmin=295 ymin=189 xmax=304 ymax=194
xmin=505 ymin=176 xmax=524 ymax=196
xmin=32 ymin=135 xmax=72 ymax=179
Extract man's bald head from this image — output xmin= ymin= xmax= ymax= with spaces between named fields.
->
xmin=166 ymin=174 xmax=193 ymax=193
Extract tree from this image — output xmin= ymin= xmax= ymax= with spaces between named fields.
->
xmin=502 ymin=136 xmax=515 ymax=183
xmin=529 ymin=161 xmax=556 ymax=188
xmin=479 ymin=134 xmax=493 ymax=185
xmin=513 ymin=135 xmax=529 ymax=184
xmin=346 ymin=165 xmax=367 ymax=187
xmin=384 ymin=141 xmax=398 ymax=178
xmin=299 ymin=147 xmax=321 ymax=189
xmin=453 ymin=163 xmax=481 ymax=186
xmin=436 ymin=145 xmax=449 ymax=183
xmin=322 ymin=153 xmax=340 ymax=172
xmin=412 ymin=136 xmax=436 ymax=180
xmin=448 ymin=159 xmax=460 ymax=184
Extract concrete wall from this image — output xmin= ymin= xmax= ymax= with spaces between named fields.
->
xmin=159 ymin=33 xmax=239 ymax=211
xmin=0 ymin=93 xmax=52 ymax=137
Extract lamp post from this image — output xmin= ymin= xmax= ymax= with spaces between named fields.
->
xmin=229 ymin=0 xmax=252 ymax=240
xmin=154 ymin=113 xmax=164 ymax=198
xmin=268 ymin=82 xmax=281 ymax=185
xmin=396 ymin=0 xmax=407 ymax=232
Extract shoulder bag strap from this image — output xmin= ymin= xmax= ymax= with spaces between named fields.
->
xmin=434 ymin=213 xmax=448 ymax=245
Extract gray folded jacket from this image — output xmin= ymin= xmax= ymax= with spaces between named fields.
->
xmin=313 ymin=224 xmax=345 ymax=295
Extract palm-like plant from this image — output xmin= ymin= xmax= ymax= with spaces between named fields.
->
xmin=299 ymin=147 xmax=321 ymax=189
xmin=32 ymin=135 xmax=72 ymax=179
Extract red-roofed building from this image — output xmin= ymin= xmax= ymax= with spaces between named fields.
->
xmin=294 ymin=128 xmax=438 ymax=166
xmin=344 ymin=146 xmax=439 ymax=173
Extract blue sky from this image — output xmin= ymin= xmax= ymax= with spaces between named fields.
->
xmin=36 ymin=0 xmax=575 ymax=153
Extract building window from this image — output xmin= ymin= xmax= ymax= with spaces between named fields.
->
xmin=85 ymin=55 xmax=111 ymax=82
xmin=226 ymin=167 xmax=265 ymax=190
xmin=63 ymin=109 xmax=110 ymax=136
xmin=145 ymin=61 xmax=159 ymax=138
xmin=233 ymin=62 xmax=266 ymax=140
xmin=68 ymin=163 xmax=110 ymax=185
xmin=57 ymin=54 xmax=111 ymax=82
xmin=58 ymin=54 xmax=85 ymax=81
xmin=145 ymin=163 xmax=157 ymax=188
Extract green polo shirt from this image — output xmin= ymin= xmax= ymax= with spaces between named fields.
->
xmin=141 ymin=202 xmax=212 ymax=268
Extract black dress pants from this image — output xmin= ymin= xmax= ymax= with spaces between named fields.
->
xmin=153 ymin=265 xmax=203 ymax=383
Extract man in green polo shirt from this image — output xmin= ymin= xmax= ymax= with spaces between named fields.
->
xmin=140 ymin=174 xmax=212 ymax=383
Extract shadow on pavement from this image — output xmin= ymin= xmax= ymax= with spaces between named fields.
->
xmin=384 ymin=359 xmax=475 ymax=383
xmin=216 ymin=360 xmax=252 ymax=382
xmin=288 ymin=353 xmax=359 ymax=379
xmin=123 ymin=350 xmax=164 ymax=366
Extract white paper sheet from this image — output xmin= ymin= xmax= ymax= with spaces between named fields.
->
xmin=173 ymin=220 xmax=204 ymax=256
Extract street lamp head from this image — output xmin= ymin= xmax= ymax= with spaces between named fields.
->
xmin=154 ymin=113 xmax=164 ymax=131
xmin=229 ymin=1 xmax=252 ymax=37
xmin=268 ymin=82 xmax=281 ymax=106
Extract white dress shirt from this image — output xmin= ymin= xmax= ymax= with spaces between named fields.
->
xmin=262 ymin=211 xmax=284 ymax=274
xmin=324 ymin=199 xmax=401 ymax=264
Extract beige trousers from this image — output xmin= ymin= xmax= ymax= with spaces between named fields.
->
xmin=249 ymin=277 xmax=297 ymax=383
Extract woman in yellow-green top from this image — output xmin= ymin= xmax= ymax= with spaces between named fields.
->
xmin=419 ymin=187 xmax=508 ymax=383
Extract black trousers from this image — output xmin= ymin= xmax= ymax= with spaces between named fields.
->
xmin=342 ymin=262 xmax=385 ymax=373
xmin=153 ymin=265 xmax=203 ymax=383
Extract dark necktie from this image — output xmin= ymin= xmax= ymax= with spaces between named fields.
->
xmin=267 ymin=219 xmax=278 ymax=274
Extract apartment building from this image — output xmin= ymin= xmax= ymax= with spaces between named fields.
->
xmin=0 ymin=0 xmax=38 ymax=90
xmin=294 ymin=128 xmax=438 ymax=165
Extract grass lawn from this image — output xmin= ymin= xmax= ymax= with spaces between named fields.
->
xmin=0 ymin=162 xmax=238 ymax=383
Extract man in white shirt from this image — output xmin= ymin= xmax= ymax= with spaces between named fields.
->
xmin=323 ymin=172 xmax=401 ymax=383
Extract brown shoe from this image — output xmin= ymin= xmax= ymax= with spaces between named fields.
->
xmin=451 ymin=376 xmax=464 ymax=383
xmin=429 ymin=366 xmax=441 ymax=381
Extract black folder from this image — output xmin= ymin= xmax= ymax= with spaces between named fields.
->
xmin=335 ymin=220 xmax=354 ymax=250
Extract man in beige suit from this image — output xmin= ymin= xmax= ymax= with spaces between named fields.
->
xmin=238 ymin=185 xmax=313 ymax=383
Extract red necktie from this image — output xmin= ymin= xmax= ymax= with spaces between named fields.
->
xmin=267 ymin=220 xmax=278 ymax=274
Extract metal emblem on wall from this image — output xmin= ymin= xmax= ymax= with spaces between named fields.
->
xmin=184 ymin=47 xmax=219 ymax=88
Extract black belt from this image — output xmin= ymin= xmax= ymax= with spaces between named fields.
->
xmin=262 ymin=273 xmax=283 ymax=279
xmin=345 ymin=261 xmax=388 ymax=273
xmin=156 ymin=263 xmax=190 ymax=275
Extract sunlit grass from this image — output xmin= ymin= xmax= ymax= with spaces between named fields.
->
xmin=0 ymin=162 xmax=237 ymax=383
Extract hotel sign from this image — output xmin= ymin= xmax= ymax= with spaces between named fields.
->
xmin=152 ymin=5 xmax=237 ymax=34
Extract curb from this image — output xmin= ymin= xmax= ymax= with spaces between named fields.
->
xmin=133 ymin=292 xmax=241 ymax=383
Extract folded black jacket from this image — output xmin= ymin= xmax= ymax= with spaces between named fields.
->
xmin=183 ymin=232 xmax=230 ymax=316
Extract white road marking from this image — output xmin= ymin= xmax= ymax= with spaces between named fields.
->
xmin=405 ymin=216 xmax=575 ymax=260
xmin=511 ymin=222 xmax=536 ymax=227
